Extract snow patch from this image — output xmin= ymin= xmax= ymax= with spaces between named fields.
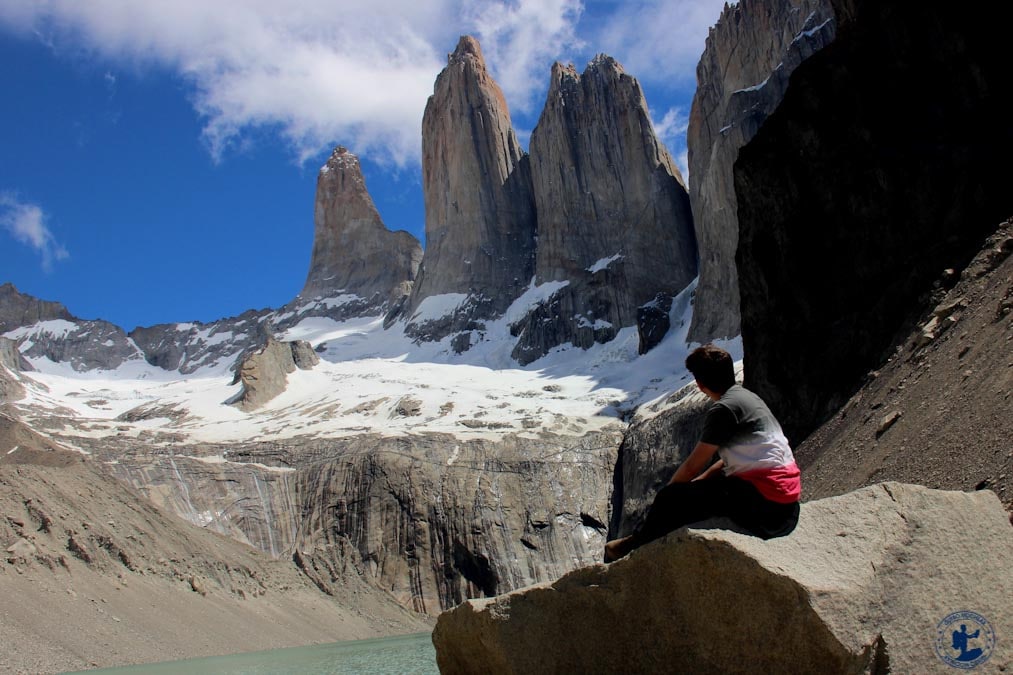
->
xmin=5 ymin=319 xmax=80 ymax=342
xmin=587 ymin=253 xmax=624 ymax=274
xmin=409 ymin=293 xmax=469 ymax=324
xmin=501 ymin=279 xmax=569 ymax=325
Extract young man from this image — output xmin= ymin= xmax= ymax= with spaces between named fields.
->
xmin=604 ymin=344 xmax=801 ymax=562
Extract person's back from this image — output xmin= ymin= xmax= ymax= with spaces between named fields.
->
xmin=703 ymin=384 xmax=799 ymax=504
xmin=604 ymin=345 xmax=800 ymax=562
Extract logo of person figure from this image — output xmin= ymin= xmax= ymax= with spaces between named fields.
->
xmin=935 ymin=611 xmax=995 ymax=670
xmin=951 ymin=624 xmax=984 ymax=663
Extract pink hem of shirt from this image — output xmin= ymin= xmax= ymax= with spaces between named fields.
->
xmin=737 ymin=462 xmax=801 ymax=504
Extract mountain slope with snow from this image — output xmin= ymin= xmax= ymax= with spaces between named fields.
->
xmin=9 ymin=279 xmax=728 ymax=448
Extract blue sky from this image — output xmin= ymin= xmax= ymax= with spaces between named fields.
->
xmin=0 ymin=0 xmax=727 ymax=331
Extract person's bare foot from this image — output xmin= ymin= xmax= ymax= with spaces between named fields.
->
xmin=604 ymin=535 xmax=635 ymax=563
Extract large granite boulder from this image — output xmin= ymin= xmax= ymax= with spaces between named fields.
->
xmin=735 ymin=0 xmax=1013 ymax=442
xmin=512 ymin=56 xmax=696 ymax=363
xmin=687 ymin=0 xmax=835 ymax=343
xmin=229 ymin=336 xmax=319 ymax=410
xmin=301 ymin=146 xmax=422 ymax=307
xmin=607 ymin=379 xmax=711 ymax=539
xmin=406 ymin=36 xmax=537 ymax=342
xmin=433 ymin=483 xmax=1013 ymax=674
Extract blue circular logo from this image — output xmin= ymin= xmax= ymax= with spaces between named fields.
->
xmin=935 ymin=611 xmax=995 ymax=669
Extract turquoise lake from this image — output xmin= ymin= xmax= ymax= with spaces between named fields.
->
xmin=72 ymin=632 xmax=439 ymax=675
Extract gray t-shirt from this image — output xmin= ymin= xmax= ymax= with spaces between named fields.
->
xmin=699 ymin=384 xmax=795 ymax=476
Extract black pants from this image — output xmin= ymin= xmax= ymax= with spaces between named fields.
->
xmin=630 ymin=475 xmax=800 ymax=548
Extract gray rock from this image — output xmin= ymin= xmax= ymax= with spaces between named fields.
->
xmin=0 ymin=337 xmax=26 ymax=402
xmin=687 ymin=0 xmax=835 ymax=343
xmin=130 ymin=309 xmax=272 ymax=374
xmin=0 ymin=282 xmax=72 ymax=332
xmin=515 ymin=56 xmax=696 ymax=362
xmin=0 ymin=336 xmax=31 ymax=372
xmin=607 ymin=381 xmax=711 ymax=539
xmin=0 ymin=283 xmax=143 ymax=371
xmin=301 ymin=146 xmax=422 ymax=307
xmin=102 ymin=430 xmax=621 ymax=614
xmin=434 ymin=483 xmax=1013 ymax=674
xmin=229 ymin=336 xmax=318 ymax=411
xmin=405 ymin=36 xmax=537 ymax=343
xmin=636 ymin=294 xmax=673 ymax=355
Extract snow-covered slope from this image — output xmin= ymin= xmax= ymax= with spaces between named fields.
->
xmin=8 ymin=280 xmax=739 ymax=446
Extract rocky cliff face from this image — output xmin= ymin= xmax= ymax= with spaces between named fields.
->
xmin=512 ymin=57 xmax=697 ymax=364
xmin=607 ymin=380 xmax=710 ymax=539
xmin=0 ymin=282 xmax=72 ymax=331
xmin=302 ymin=146 xmax=422 ymax=308
xmin=735 ymin=0 xmax=1013 ymax=442
xmin=0 ymin=337 xmax=27 ymax=403
xmin=434 ymin=483 xmax=1013 ymax=674
xmin=97 ymin=430 xmax=621 ymax=614
xmin=406 ymin=36 xmax=536 ymax=342
xmin=1 ymin=283 xmax=144 ymax=372
xmin=686 ymin=0 xmax=835 ymax=343
xmin=0 ymin=425 xmax=430 ymax=673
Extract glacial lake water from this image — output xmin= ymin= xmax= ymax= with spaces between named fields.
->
xmin=74 ymin=632 xmax=438 ymax=675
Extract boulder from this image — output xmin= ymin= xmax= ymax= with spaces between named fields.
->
xmin=434 ymin=483 xmax=1012 ymax=674
xmin=229 ymin=336 xmax=319 ymax=410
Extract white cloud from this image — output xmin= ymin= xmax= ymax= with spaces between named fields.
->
xmin=652 ymin=106 xmax=689 ymax=146
xmin=0 ymin=194 xmax=70 ymax=271
xmin=0 ymin=0 xmax=585 ymax=166
xmin=465 ymin=0 xmax=585 ymax=115
xmin=650 ymin=106 xmax=690 ymax=183
xmin=592 ymin=0 xmax=730 ymax=87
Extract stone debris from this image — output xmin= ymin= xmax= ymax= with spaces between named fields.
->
xmin=876 ymin=411 xmax=902 ymax=437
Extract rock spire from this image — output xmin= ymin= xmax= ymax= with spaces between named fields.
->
xmin=302 ymin=146 xmax=422 ymax=306
xmin=405 ymin=35 xmax=537 ymax=341
xmin=512 ymin=55 xmax=696 ymax=363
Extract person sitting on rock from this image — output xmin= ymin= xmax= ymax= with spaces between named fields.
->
xmin=604 ymin=344 xmax=801 ymax=562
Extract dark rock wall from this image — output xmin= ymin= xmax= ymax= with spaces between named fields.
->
xmin=687 ymin=0 xmax=835 ymax=344
xmin=735 ymin=0 xmax=1013 ymax=443
xmin=607 ymin=382 xmax=710 ymax=539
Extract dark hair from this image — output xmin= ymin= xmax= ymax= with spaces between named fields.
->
xmin=685 ymin=344 xmax=735 ymax=394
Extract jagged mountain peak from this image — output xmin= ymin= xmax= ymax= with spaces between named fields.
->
xmin=405 ymin=35 xmax=536 ymax=343
xmin=449 ymin=34 xmax=484 ymax=64
xmin=302 ymin=144 xmax=421 ymax=305
xmin=319 ymin=145 xmax=360 ymax=175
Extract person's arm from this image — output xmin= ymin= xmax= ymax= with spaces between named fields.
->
xmin=668 ymin=442 xmax=719 ymax=484
xmin=691 ymin=459 xmax=726 ymax=482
